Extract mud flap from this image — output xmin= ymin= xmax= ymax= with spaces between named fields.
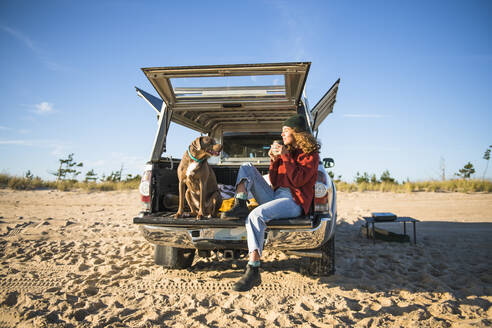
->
xmin=300 ymin=237 xmax=335 ymax=276
xmin=154 ymin=245 xmax=195 ymax=269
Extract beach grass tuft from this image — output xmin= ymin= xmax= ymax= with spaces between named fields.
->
xmin=0 ymin=173 xmax=140 ymax=192
xmin=1 ymin=173 xmax=491 ymax=193
xmin=335 ymin=179 xmax=492 ymax=193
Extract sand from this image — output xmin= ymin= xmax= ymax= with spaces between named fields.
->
xmin=0 ymin=189 xmax=491 ymax=327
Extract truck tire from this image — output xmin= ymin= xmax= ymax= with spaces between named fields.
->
xmin=300 ymin=237 xmax=335 ymax=276
xmin=154 ymin=245 xmax=195 ymax=269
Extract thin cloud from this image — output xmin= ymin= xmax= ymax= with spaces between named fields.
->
xmin=273 ymin=1 xmax=306 ymax=61
xmin=1 ymin=126 xmax=31 ymax=134
xmin=110 ymin=152 xmax=146 ymax=167
xmin=0 ymin=26 xmax=37 ymax=52
xmin=82 ymin=153 xmax=146 ymax=178
xmin=51 ymin=144 xmax=65 ymax=157
xmin=34 ymin=102 xmax=54 ymax=115
xmin=343 ymin=114 xmax=388 ymax=118
xmin=0 ymin=140 xmax=29 ymax=145
xmin=108 ymin=152 xmax=147 ymax=172
xmin=85 ymin=159 xmax=106 ymax=167
xmin=0 ymin=138 xmax=70 ymax=156
xmin=342 ymin=145 xmax=401 ymax=152
xmin=0 ymin=25 xmax=70 ymax=72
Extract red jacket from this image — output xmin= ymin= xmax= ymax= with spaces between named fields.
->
xmin=269 ymin=149 xmax=319 ymax=214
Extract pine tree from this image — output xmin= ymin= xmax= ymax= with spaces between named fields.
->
xmin=106 ymin=164 xmax=124 ymax=182
xmin=483 ymin=145 xmax=492 ymax=180
xmin=455 ymin=162 xmax=475 ymax=179
xmin=355 ymin=172 xmax=370 ymax=184
xmin=380 ymin=170 xmax=396 ymax=184
xmin=25 ymin=170 xmax=34 ymax=181
xmin=125 ymin=174 xmax=141 ymax=182
xmin=85 ymin=169 xmax=98 ymax=182
xmin=52 ymin=153 xmax=83 ymax=182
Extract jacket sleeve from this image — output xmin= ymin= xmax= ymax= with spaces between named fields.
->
xmin=269 ymin=158 xmax=281 ymax=186
xmin=280 ymin=152 xmax=319 ymax=188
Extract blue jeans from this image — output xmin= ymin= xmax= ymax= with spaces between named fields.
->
xmin=235 ymin=163 xmax=302 ymax=256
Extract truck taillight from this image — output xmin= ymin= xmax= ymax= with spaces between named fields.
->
xmin=314 ymin=182 xmax=330 ymax=212
xmin=314 ymin=169 xmax=331 ymax=212
xmin=139 ymin=169 xmax=152 ymax=210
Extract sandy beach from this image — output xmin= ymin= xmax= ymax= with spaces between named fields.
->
xmin=0 ymin=189 xmax=491 ymax=327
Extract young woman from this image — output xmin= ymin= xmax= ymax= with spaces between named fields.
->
xmin=222 ymin=114 xmax=320 ymax=292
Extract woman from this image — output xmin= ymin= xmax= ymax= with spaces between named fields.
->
xmin=222 ymin=114 xmax=320 ymax=292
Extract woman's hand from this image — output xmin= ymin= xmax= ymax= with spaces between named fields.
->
xmin=269 ymin=144 xmax=287 ymax=161
xmin=268 ymin=147 xmax=278 ymax=161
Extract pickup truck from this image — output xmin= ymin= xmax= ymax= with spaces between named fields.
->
xmin=133 ymin=62 xmax=340 ymax=275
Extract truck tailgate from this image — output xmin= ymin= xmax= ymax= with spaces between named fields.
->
xmin=133 ymin=212 xmax=314 ymax=229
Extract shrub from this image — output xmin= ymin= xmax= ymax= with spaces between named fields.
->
xmin=355 ymin=172 xmax=370 ymax=184
xmin=0 ymin=173 xmax=11 ymax=188
xmin=96 ymin=182 xmax=117 ymax=191
xmin=335 ymin=178 xmax=492 ymax=193
xmin=56 ymin=180 xmax=77 ymax=191
xmin=380 ymin=170 xmax=397 ymax=184
xmin=8 ymin=176 xmax=32 ymax=190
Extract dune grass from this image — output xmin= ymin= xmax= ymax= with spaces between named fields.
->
xmin=1 ymin=173 xmax=491 ymax=193
xmin=0 ymin=173 xmax=139 ymax=192
xmin=335 ymin=179 xmax=492 ymax=193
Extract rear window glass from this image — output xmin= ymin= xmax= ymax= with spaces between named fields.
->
xmin=171 ymin=75 xmax=286 ymax=98
xmin=222 ymin=133 xmax=281 ymax=159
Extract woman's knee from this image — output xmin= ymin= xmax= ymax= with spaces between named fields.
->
xmin=239 ymin=162 xmax=254 ymax=174
xmin=248 ymin=206 xmax=270 ymax=224
xmin=247 ymin=207 xmax=265 ymax=225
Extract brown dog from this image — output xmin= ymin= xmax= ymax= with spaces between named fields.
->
xmin=175 ymin=136 xmax=223 ymax=220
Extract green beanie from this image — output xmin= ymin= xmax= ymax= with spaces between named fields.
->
xmin=282 ymin=114 xmax=307 ymax=132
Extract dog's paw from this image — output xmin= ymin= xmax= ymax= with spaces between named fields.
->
xmin=174 ymin=212 xmax=183 ymax=219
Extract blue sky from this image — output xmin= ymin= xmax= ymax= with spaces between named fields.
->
xmin=1 ymin=0 xmax=491 ymax=182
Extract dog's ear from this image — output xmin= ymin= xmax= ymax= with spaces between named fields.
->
xmin=200 ymin=136 xmax=213 ymax=149
xmin=193 ymin=136 xmax=213 ymax=151
xmin=192 ymin=137 xmax=203 ymax=150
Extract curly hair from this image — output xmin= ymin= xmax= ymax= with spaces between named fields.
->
xmin=286 ymin=128 xmax=321 ymax=154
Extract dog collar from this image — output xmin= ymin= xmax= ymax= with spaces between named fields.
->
xmin=187 ymin=147 xmax=204 ymax=163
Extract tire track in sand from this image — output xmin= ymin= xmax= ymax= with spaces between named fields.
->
xmin=1 ymin=262 xmax=328 ymax=297
xmin=118 ymin=275 xmax=327 ymax=297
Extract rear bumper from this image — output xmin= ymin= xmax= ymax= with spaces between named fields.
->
xmin=265 ymin=216 xmax=334 ymax=250
xmin=139 ymin=213 xmax=336 ymax=251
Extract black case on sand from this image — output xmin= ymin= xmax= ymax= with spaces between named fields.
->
xmin=371 ymin=212 xmax=397 ymax=222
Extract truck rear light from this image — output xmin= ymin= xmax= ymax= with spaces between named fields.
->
xmin=314 ymin=195 xmax=329 ymax=212
xmin=139 ymin=181 xmax=150 ymax=197
xmin=139 ymin=169 xmax=152 ymax=209
xmin=315 ymin=182 xmax=328 ymax=198
xmin=314 ymin=169 xmax=330 ymax=212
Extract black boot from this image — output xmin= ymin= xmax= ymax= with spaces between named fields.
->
xmin=221 ymin=198 xmax=250 ymax=220
xmin=233 ymin=264 xmax=261 ymax=292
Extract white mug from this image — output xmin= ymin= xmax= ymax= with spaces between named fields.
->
xmin=272 ymin=140 xmax=283 ymax=155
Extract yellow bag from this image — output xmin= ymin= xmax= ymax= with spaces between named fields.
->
xmin=219 ymin=198 xmax=259 ymax=212
xmin=247 ymin=198 xmax=259 ymax=210
xmin=219 ymin=198 xmax=235 ymax=212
